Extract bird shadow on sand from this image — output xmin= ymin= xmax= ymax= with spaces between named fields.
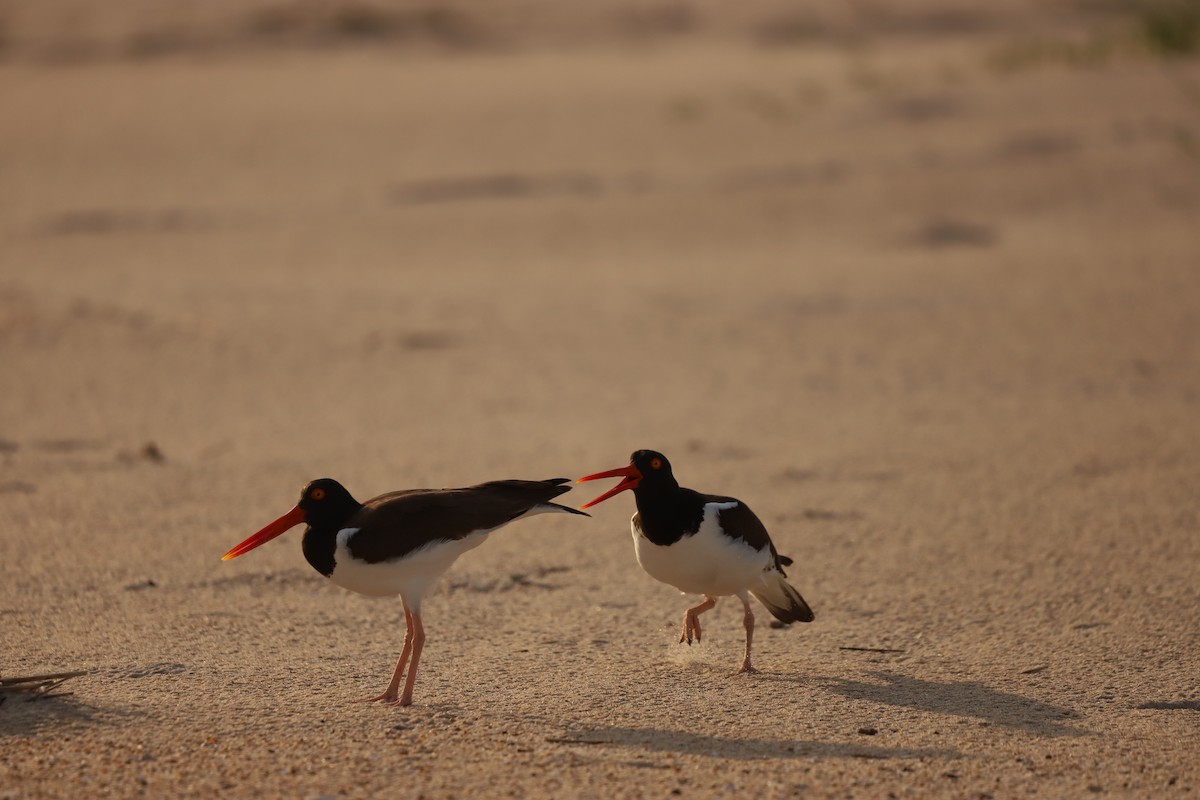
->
xmin=0 ymin=694 xmax=138 ymax=738
xmin=545 ymin=724 xmax=959 ymax=761
xmin=792 ymin=671 xmax=1088 ymax=737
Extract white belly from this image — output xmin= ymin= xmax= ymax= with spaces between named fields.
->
xmin=631 ymin=504 xmax=771 ymax=596
xmin=328 ymin=529 xmax=489 ymax=606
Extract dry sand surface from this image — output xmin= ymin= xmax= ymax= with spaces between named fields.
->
xmin=2 ymin=1 xmax=1200 ymax=797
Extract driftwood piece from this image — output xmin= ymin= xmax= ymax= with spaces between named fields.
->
xmin=0 ymin=670 xmax=87 ymax=701
xmin=1 ymin=670 xmax=89 ymax=686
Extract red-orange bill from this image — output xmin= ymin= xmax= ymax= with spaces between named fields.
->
xmin=576 ymin=465 xmax=642 ymax=510
xmin=221 ymin=505 xmax=307 ymax=561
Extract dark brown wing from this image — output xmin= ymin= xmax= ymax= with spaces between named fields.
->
xmin=705 ymin=494 xmax=791 ymax=575
xmin=347 ymin=479 xmax=580 ymax=564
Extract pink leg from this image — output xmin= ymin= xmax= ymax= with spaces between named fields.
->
xmin=366 ymin=602 xmax=414 ymax=704
xmin=735 ymin=591 xmax=757 ymax=674
xmin=680 ymin=596 xmax=717 ymax=645
xmin=395 ymin=610 xmax=425 ymax=707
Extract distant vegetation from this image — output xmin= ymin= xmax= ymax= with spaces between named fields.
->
xmin=1138 ymin=0 xmax=1200 ymax=56
xmin=988 ymin=0 xmax=1200 ymax=72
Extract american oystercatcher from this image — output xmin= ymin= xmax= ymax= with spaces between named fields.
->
xmin=222 ymin=477 xmax=587 ymax=706
xmin=577 ymin=450 xmax=813 ymax=673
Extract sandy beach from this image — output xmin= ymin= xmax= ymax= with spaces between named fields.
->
xmin=2 ymin=1 xmax=1199 ymax=797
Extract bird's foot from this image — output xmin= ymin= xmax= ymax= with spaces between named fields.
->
xmin=361 ymin=692 xmax=413 ymax=707
xmin=679 ymin=612 xmax=703 ymax=645
xmin=362 ymin=691 xmax=398 ymax=704
xmin=735 ymin=662 xmax=758 ymax=675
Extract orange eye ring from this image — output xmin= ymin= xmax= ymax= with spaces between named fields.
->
xmin=650 ymin=458 xmax=663 ymax=470
xmin=310 ymin=488 xmax=326 ymax=500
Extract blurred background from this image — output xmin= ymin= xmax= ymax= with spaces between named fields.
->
xmin=2 ymin=0 xmax=1198 ymax=570
xmin=2 ymin=0 xmax=1199 ymax=593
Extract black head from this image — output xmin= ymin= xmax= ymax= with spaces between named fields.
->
xmin=222 ymin=477 xmax=361 ymax=561
xmin=296 ymin=478 xmax=361 ymax=530
xmin=628 ymin=450 xmax=678 ymax=494
xmin=577 ymin=449 xmax=679 ymax=509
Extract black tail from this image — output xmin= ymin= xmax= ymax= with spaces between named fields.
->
xmin=543 ymin=502 xmax=590 ymax=517
xmin=751 ymin=572 xmax=815 ymax=624
xmin=543 ymin=478 xmax=591 ymax=517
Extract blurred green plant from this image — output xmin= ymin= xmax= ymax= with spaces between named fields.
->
xmin=989 ymin=1 xmax=1200 ymax=73
xmin=1138 ymin=0 xmax=1200 ymax=56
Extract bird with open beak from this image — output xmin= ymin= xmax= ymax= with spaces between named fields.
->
xmin=578 ymin=450 xmax=813 ymax=673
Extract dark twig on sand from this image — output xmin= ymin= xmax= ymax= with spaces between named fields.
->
xmin=2 ymin=670 xmax=89 ymax=685
xmin=0 ymin=670 xmax=87 ymax=701
xmin=839 ymin=646 xmax=907 ymax=654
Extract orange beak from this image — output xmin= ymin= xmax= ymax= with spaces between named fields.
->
xmin=576 ymin=465 xmax=643 ymax=510
xmin=221 ymin=505 xmax=306 ymax=561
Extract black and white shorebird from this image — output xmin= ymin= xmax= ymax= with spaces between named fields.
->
xmin=577 ymin=450 xmax=813 ymax=673
xmin=222 ymin=477 xmax=587 ymax=706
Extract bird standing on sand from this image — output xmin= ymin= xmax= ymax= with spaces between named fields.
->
xmin=222 ymin=477 xmax=587 ymax=706
xmin=577 ymin=450 xmax=813 ymax=673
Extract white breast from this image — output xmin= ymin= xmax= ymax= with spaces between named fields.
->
xmin=631 ymin=502 xmax=773 ymax=596
xmin=327 ymin=528 xmax=490 ymax=605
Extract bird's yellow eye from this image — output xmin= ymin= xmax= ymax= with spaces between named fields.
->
xmin=310 ymin=488 xmax=326 ymax=501
xmin=650 ymin=458 xmax=663 ymax=470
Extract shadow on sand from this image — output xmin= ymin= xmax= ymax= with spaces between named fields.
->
xmin=0 ymin=694 xmax=136 ymax=738
xmin=809 ymin=671 xmax=1087 ymax=737
xmin=547 ymin=726 xmax=959 ymax=761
